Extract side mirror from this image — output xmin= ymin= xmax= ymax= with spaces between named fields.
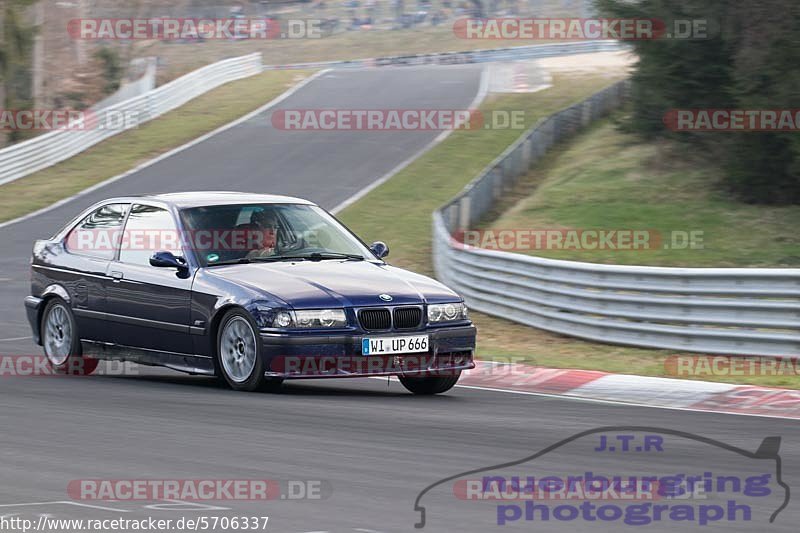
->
xmin=370 ymin=241 xmax=389 ymax=259
xmin=150 ymin=251 xmax=187 ymax=269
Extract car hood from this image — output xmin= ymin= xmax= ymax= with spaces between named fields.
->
xmin=206 ymin=260 xmax=461 ymax=308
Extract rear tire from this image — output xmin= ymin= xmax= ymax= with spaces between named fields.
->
xmin=41 ymin=298 xmax=99 ymax=376
xmin=216 ymin=309 xmax=282 ymax=392
xmin=399 ymin=372 xmax=461 ymax=395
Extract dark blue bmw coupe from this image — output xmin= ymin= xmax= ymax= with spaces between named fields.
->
xmin=24 ymin=192 xmax=476 ymax=394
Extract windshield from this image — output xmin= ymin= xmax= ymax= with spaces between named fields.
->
xmin=180 ymin=203 xmax=375 ymax=267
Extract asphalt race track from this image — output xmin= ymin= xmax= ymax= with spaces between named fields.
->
xmin=0 ymin=64 xmax=798 ymax=533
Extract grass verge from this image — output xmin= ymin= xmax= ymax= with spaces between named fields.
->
xmin=484 ymin=117 xmax=800 ymax=267
xmin=338 ymin=73 xmax=625 ymax=275
xmin=338 ymin=73 xmax=800 ymax=389
xmin=0 ymin=70 xmax=311 ymax=224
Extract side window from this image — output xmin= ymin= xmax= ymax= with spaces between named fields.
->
xmin=118 ymin=204 xmax=182 ymax=266
xmin=65 ymin=203 xmax=129 ymax=260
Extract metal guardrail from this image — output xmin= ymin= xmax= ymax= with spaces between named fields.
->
xmin=263 ymin=40 xmax=625 ymax=70
xmin=433 ymin=81 xmax=800 ymax=356
xmin=0 ymin=53 xmax=262 ymax=187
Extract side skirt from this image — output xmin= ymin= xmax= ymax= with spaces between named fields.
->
xmin=80 ymin=340 xmax=216 ymax=376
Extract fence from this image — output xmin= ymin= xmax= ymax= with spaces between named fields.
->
xmin=433 ymin=81 xmax=800 ymax=356
xmin=0 ymin=53 xmax=262 ymax=187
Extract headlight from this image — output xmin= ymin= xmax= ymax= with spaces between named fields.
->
xmin=249 ymin=305 xmax=293 ymax=329
xmin=294 ymin=309 xmax=347 ymax=328
xmin=274 ymin=311 xmax=293 ymax=328
xmin=252 ymin=306 xmax=347 ymax=329
xmin=427 ymin=302 xmax=468 ymax=323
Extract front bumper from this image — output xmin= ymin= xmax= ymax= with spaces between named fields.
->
xmin=24 ymin=296 xmax=43 ymax=345
xmin=260 ymin=324 xmax=476 ymax=379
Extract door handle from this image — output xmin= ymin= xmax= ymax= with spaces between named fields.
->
xmin=110 ymin=271 xmax=123 ymax=282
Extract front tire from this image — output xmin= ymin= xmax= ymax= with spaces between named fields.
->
xmin=216 ymin=309 xmax=281 ymax=392
xmin=41 ymin=298 xmax=98 ymax=376
xmin=399 ymin=372 xmax=461 ymax=395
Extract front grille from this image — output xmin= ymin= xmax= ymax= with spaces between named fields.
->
xmin=393 ymin=307 xmax=422 ymax=329
xmin=358 ymin=309 xmax=391 ymax=331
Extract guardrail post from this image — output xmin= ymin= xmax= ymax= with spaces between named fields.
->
xmin=522 ymin=137 xmax=533 ymax=171
xmin=458 ymin=195 xmax=472 ymax=231
xmin=582 ymin=100 xmax=593 ymax=126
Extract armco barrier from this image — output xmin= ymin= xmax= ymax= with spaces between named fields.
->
xmin=0 ymin=53 xmax=262 ymax=187
xmin=433 ymin=81 xmax=800 ymax=356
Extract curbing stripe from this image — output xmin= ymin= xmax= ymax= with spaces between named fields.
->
xmin=462 ymin=361 xmax=800 ymax=419
xmin=567 ymin=374 xmax=735 ymax=408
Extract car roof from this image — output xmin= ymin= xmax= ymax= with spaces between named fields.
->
xmin=105 ymin=191 xmax=316 ymax=209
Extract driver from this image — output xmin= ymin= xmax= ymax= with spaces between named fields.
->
xmin=246 ymin=208 xmax=281 ymax=259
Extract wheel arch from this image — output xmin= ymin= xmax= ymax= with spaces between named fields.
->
xmin=41 ymin=284 xmax=71 ymax=304
xmin=37 ymin=285 xmax=72 ymax=333
xmin=208 ymin=304 xmax=251 ymax=356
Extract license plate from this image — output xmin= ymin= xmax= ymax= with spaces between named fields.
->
xmin=362 ymin=335 xmax=429 ymax=355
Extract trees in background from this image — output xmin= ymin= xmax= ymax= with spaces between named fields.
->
xmin=597 ymin=0 xmax=800 ymax=204
xmin=94 ymin=47 xmax=123 ymax=96
xmin=0 ymin=0 xmax=36 ymax=143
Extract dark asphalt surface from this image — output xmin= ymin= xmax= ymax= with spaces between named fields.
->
xmin=0 ymin=64 xmax=797 ymax=533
